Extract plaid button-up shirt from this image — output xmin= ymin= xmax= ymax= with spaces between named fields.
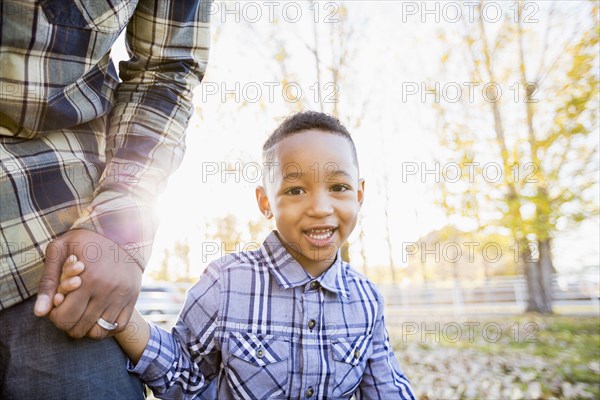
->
xmin=130 ymin=231 xmax=416 ymax=399
xmin=0 ymin=0 xmax=211 ymax=309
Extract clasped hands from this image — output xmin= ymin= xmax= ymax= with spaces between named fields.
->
xmin=34 ymin=229 xmax=142 ymax=339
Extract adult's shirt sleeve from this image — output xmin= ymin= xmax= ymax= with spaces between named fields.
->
xmin=356 ymin=293 xmax=416 ymax=399
xmin=72 ymin=0 xmax=211 ymax=268
xmin=129 ymin=262 xmax=222 ymax=399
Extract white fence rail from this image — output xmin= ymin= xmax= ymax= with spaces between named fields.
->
xmin=379 ymin=274 xmax=600 ymax=322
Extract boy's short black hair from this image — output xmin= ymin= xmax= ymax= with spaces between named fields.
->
xmin=262 ymin=111 xmax=359 ymax=168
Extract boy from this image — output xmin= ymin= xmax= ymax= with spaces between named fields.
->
xmin=55 ymin=111 xmax=416 ymax=399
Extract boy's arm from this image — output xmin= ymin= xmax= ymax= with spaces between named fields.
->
xmin=356 ymin=294 xmax=416 ymax=400
xmin=115 ymin=309 xmax=151 ymax=364
xmin=127 ymin=262 xmax=223 ymax=399
xmin=55 ymin=256 xmax=222 ymax=398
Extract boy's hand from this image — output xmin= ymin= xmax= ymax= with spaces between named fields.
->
xmin=53 ymin=255 xmax=85 ymax=307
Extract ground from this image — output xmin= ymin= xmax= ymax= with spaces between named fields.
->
xmin=392 ymin=315 xmax=600 ymax=399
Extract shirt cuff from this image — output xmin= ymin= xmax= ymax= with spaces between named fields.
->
xmin=71 ymin=190 xmax=157 ymax=268
xmin=127 ymin=323 xmax=176 ymax=382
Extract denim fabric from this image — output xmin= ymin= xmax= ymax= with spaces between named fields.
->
xmin=0 ymin=297 xmax=144 ymax=400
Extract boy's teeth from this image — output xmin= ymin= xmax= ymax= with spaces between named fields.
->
xmin=307 ymin=228 xmax=333 ymax=240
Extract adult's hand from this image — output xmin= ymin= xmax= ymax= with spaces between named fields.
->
xmin=34 ymin=229 xmax=143 ymax=339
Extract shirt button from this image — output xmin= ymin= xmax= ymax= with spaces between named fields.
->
xmin=305 ymin=387 xmax=314 ymax=398
xmin=310 ymin=281 xmax=320 ymax=289
xmin=308 ymin=319 xmax=316 ymax=329
xmin=256 ymin=348 xmax=264 ymax=358
xmin=354 ymin=349 xmax=361 ymax=359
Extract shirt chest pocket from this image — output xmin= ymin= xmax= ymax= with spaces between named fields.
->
xmin=226 ymin=332 xmax=291 ymax=400
xmin=41 ymin=0 xmax=136 ymax=33
xmin=331 ymin=335 xmax=374 ymax=397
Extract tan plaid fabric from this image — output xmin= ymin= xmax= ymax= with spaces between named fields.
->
xmin=0 ymin=0 xmax=211 ymax=309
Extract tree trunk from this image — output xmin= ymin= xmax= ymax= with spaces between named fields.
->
xmin=538 ymin=239 xmax=555 ymax=313
xmin=524 ymin=240 xmax=554 ymax=313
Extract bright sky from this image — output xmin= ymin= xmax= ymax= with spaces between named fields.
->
xmin=113 ymin=1 xmax=599 ymax=279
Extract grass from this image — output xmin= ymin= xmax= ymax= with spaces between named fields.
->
xmin=391 ymin=314 xmax=600 ymax=399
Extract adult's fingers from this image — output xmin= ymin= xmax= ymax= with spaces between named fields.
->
xmin=34 ymin=241 xmax=68 ymax=316
xmin=110 ymin=300 xmax=137 ymax=337
xmin=78 ymin=296 xmax=128 ymax=340
xmin=48 ymin=288 xmax=91 ymax=335
xmin=93 ymin=306 xmax=123 ymax=339
xmin=41 ymin=229 xmax=143 ymax=338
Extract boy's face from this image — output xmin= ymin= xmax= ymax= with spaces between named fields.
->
xmin=256 ymin=129 xmax=364 ymax=275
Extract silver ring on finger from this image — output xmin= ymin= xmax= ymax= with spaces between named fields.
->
xmin=97 ymin=317 xmax=118 ymax=331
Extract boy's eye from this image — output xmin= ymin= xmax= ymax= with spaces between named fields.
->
xmin=285 ymin=187 xmax=305 ymax=195
xmin=331 ymin=184 xmax=350 ymax=192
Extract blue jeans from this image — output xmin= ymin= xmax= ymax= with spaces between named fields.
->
xmin=0 ymin=296 xmax=145 ymax=399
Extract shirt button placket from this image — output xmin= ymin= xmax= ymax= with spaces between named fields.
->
xmin=303 ymin=284 xmax=320 ymax=399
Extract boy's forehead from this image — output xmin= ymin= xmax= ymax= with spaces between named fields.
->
xmin=269 ymin=130 xmax=358 ymax=172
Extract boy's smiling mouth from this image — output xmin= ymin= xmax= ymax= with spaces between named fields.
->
xmin=303 ymin=227 xmax=337 ymax=247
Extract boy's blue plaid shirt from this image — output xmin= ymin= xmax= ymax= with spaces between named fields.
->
xmin=130 ymin=231 xmax=416 ymax=399
xmin=0 ymin=0 xmax=210 ymax=308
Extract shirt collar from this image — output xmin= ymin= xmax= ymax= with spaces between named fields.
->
xmin=260 ymin=231 xmax=350 ymax=298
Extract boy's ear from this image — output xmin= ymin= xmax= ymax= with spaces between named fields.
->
xmin=255 ymin=186 xmax=273 ymax=219
xmin=357 ymin=179 xmax=365 ymax=207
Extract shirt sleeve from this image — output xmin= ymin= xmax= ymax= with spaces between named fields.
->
xmin=129 ymin=261 xmax=222 ymax=399
xmin=71 ymin=0 xmax=211 ymax=268
xmin=356 ymin=293 xmax=416 ymax=399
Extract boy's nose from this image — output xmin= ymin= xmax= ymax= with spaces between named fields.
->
xmin=306 ymin=192 xmax=334 ymax=217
